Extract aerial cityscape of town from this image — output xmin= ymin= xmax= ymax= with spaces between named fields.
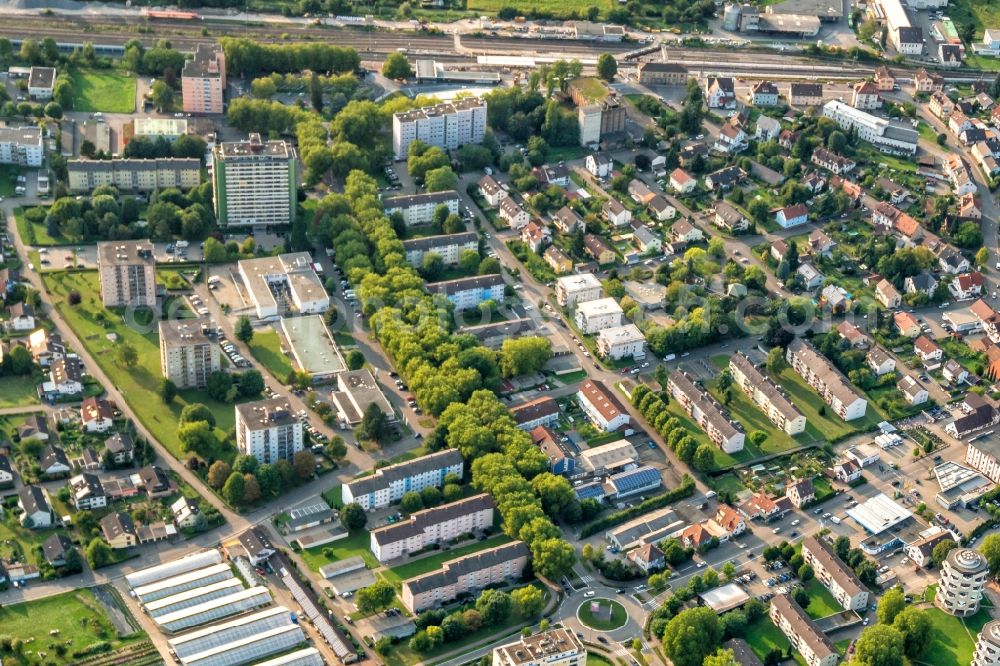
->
xmin=7 ymin=0 xmax=1000 ymax=665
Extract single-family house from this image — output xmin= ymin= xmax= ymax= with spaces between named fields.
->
xmin=775 ymin=204 xmax=808 ymax=228
xmin=586 ymin=154 xmax=613 ymax=179
xmin=669 ymin=168 xmax=696 ymax=194
xmin=866 ymin=347 xmax=896 ymax=377
xmin=603 ymin=198 xmax=632 ymax=227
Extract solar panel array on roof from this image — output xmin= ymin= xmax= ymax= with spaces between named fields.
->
xmin=610 ymin=466 xmax=661 ymax=494
xmin=575 ymin=482 xmax=605 ymax=500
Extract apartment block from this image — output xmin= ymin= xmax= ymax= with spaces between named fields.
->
xmin=159 ymin=320 xmax=221 ymax=389
xmin=181 ymin=44 xmax=226 ymax=114
xmin=769 ymin=594 xmax=838 ymax=666
xmin=0 ymin=126 xmax=43 ymax=167
xmin=369 ymin=494 xmax=494 ymax=562
xmin=574 ymin=297 xmax=624 ymax=334
xmin=401 ymin=541 xmax=529 ymax=613
xmin=392 ymin=98 xmax=487 ymax=159
xmin=428 ymin=274 xmax=505 ymax=311
xmin=801 ymin=536 xmax=869 ymax=611
xmin=636 ymin=62 xmax=688 ymax=85
xmin=342 ymin=449 xmax=463 ymax=511
xmin=936 ymin=548 xmax=989 ymax=616
xmin=667 ymin=370 xmax=745 ymax=453
xmin=402 ymin=232 xmax=478 ymax=266
xmin=383 ymin=191 xmax=460 ymax=226
xmin=212 ymin=134 xmax=297 ymax=227
xmin=973 ymin=619 xmax=1000 ymax=666
xmin=577 ymin=379 xmax=630 ymax=432
xmin=97 ymin=240 xmax=156 ymax=308
xmin=822 ymin=100 xmax=918 ymax=156
xmin=235 ymin=398 xmax=304 ymax=464
xmin=493 ymin=629 xmax=584 ymax=666
xmin=786 ymin=339 xmax=868 ymax=421
xmin=729 ymin=352 xmax=805 ymax=435
xmin=67 ymin=158 xmax=200 ymax=193
xmin=597 ymin=324 xmax=646 ymax=360
xmin=555 ymin=273 xmax=602 ymax=308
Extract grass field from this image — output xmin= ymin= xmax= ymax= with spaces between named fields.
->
xmin=587 ymin=655 xmax=615 ymax=666
xmin=923 ymin=605 xmax=992 ymax=666
xmin=0 ymin=513 xmax=61 ymax=567
xmin=299 ymin=529 xmax=379 ymax=570
xmin=745 ymin=617 xmax=794 ymax=662
xmin=578 ymin=598 xmax=627 ymax=630
xmin=382 ymin=534 xmax=513 ymax=587
xmin=248 ymin=329 xmax=294 ymax=381
xmin=466 ymin=0 xmax=611 ymax=15
xmin=0 ymin=375 xmax=41 ymax=408
xmin=803 ymin=578 xmax=841 ymax=619
xmin=70 ymin=70 xmax=136 ymax=113
xmin=776 ymin=368 xmax=883 ymax=441
xmin=950 ymin=0 xmax=1000 ymax=36
xmin=0 ymin=590 xmax=143 ymax=663
xmin=40 ymin=270 xmax=235 ymax=463
xmin=14 ymin=206 xmax=68 ymax=246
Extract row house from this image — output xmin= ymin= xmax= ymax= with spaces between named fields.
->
xmin=667 ymin=370 xmax=745 ymax=453
xmin=810 ymin=148 xmax=856 ymax=175
xmin=786 ymin=339 xmax=868 ymax=421
xmin=729 ymin=353 xmax=806 ymax=436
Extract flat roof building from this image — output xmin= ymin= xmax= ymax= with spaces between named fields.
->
xmin=280 ymin=315 xmax=345 ymax=381
xmin=212 ymin=133 xmax=297 ymax=228
xmin=159 ymin=320 xmax=221 ymax=389
xmin=67 ymin=157 xmax=200 ymax=192
xmin=579 ymin=439 xmax=638 ymax=473
xmin=182 ymin=44 xmax=226 ymax=115
xmin=0 ymin=126 xmax=43 ymax=167
xmin=97 ymin=240 xmax=156 ymax=308
xmin=822 ymin=100 xmax=918 ymax=156
xmin=493 ymin=628 xmax=584 ymax=666
xmin=392 ymin=98 xmax=487 ymax=159
xmin=330 ymin=369 xmax=394 ymax=426
xmin=238 ymin=253 xmax=329 ymax=320
xmin=235 ymin=398 xmax=304 ymax=464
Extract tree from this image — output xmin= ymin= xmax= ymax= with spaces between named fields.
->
xmin=345 ymin=349 xmax=365 ymax=371
xmin=703 ymin=649 xmax=740 ymax=666
xmin=382 ymin=51 xmax=413 ymax=80
xmin=798 ymin=564 xmax=814 ymax=582
xmin=159 ymin=378 xmax=177 ymax=403
xmin=692 ymin=445 xmax=715 ymax=471
xmin=358 ymin=403 xmax=391 ymax=444
xmin=207 ymin=460 xmax=231 ymax=489
xmin=931 ymin=539 xmax=957 ymax=568
xmin=235 ymin=315 xmax=254 ymax=344
xmin=476 ymin=588 xmax=512 ymax=625
xmin=401 ymin=491 xmax=424 ymax=514
xmin=206 ymin=371 xmax=234 ymax=401
xmin=341 ymin=502 xmax=367 ymax=530
xmin=596 ymin=53 xmax=618 ymax=81
xmin=511 ymin=585 xmax=544 ymax=617
xmin=421 ymin=252 xmax=445 ymax=281
xmin=85 ymin=537 xmax=113 ymax=568
xmin=242 ymin=473 xmax=262 ymax=503
xmin=204 ymin=237 xmax=227 ymax=263
xmin=424 ymin=166 xmax=458 ymax=192
xmin=499 ymin=337 xmax=553 ymax=378
xmin=851 ymin=624 xmax=905 ymax=666
xmin=177 ymin=420 xmax=216 ymax=456
xmin=292 ymin=450 xmax=315 ymax=480
xmin=222 ymin=472 xmax=246 ymax=505
xmin=892 ymin=607 xmax=932 ymax=660
xmin=357 ymin=579 xmax=396 ymax=613
xmin=876 ymin=587 xmax=905 ymax=625
xmin=237 ymin=370 xmax=265 ymax=398
xmin=531 ymin=538 xmax=576 ymax=578
xmin=976 ymin=247 xmax=989 ymax=268
xmin=661 ymin=607 xmax=723 ymax=666
xmin=150 ymin=80 xmax=174 ymax=111
xmin=180 ymin=403 xmax=217 ymax=427
xmin=980 ymin=533 xmax=1000 ymax=576
xmin=250 ymin=77 xmax=277 ymax=99
xmin=43 ymin=101 xmax=62 ymax=119
xmin=116 ymin=341 xmax=138 ymax=368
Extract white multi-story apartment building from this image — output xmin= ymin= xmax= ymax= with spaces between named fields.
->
xmin=493 ymin=629 xmax=584 ymax=666
xmin=821 ymin=100 xmax=918 ymax=156
xmin=574 ymin=297 xmax=624 ymax=334
xmin=238 ymin=253 xmax=329 ymax=320
xmin=370 ymin=494 xmax=494 ymax=562
xmin=428 ymin=274 xmax=505 ymax=311
xmin=786 ymin=339 xmax=868 ymax=421
xmin=97 ymin=240 xmax=156 ymax=308
xmin=67 ymin=158 xmax=200 ymax=192
xmin=973 ymin=620 xmax=1000 ymax=666
xmin=555 ymin=273 xmax=603 ymax=308
xmin=402 ymin=232 xmax=479 ymax=267
xmin=342 ymin=449 xmax=464 ymax=511
xmin=668 ymin=370 xmax=745 ymax=453
xmin=159 ymin=320 xmax=221 ymax=389
xmin=967 ymin=437 xmax=1000 ymax=484
xmin=801 ymin=536 xmax=870 ymax=611
xmin=729 ymin=353 xmax=806 ymax=435
xmin=402 ymin=541 xmax=529 ymax=613
xmin=212 ymin=134 xmax=297 ymax=228
xmin=181 ymin=44 xmax=226 ymax=115
xmin=577 ymin=379 xmax=630 ymax=432
xmin=936 ymin=548 xmax=989 ymax=616
xmin=235 ymin=398 xmax=304 ymax=465
xmin=770 ymin=594 xmax=838 ymax=666
xmin=383 ymin=191 xmax=460 ymax=226
xmin=392 ymin=98 xmax=487 ymax=159
xmin=0 ymin=126 xmax=43 ymax=167
xmin=27 ymin=66 xmax=55 ymax=100
xmin=597 ymin=324 xmax=646 ymax=360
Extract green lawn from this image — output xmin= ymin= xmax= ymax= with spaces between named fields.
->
xmin=0 ymin=514 xmax=62 ymax=567
xmin=587 ymin=655 xmax=615 ymax=666
xmin=803 ymin=578 xmax=842 ymax=619
xmin=248 ymin=329 xmax=294 ymax=381
xmin=14 ymin=206 xmax=68 ymax=246
xmin=382 ymin=534 xmax=513 ymax=587
xmin=0 ymin=164 xmax=23 ymax=197
xmin=923 ymin=605 xmax=992 ymax=666
xmin=775 ymin=368 xmax=882 ymax=441
xmin=299 ymin=528 xmax=379 ymax=570
xmin=578 ymin=598 xmax=628 ymax=630
xmin=40 ymin=271 xmax=235 ymax=464
xmin=0 ymin=590 xmax=144 ymax=663
xmin=745 ymin=616 xmax=792 ymax=661
xmin=0 ymin=375 xmax=41 ymax=408
xmin=156 ymin=268 xmax=192 ymax=291
xmin=466 ymin=0 xmax=611 ymax=16
xmin=70 ymin=69 xmax=136 ymax=113
xmin=663 ymin=399 xmax=739 ymax=468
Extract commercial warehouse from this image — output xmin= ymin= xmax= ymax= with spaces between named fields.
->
xmin=168 ymin=607 xmax=294 ymax=659
xmin=145 ymin=579 xmax=246 ymax=618
xmin=134 ymin=563 xmax=234 ymax=604
xmin=126 ymin=549 xmax=223 ymax=589
xmin=155 ymin=587 xmax=272 ymax=633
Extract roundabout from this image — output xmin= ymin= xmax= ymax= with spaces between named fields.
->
xmin=577 ymin=597 xmax=629 ymax=631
